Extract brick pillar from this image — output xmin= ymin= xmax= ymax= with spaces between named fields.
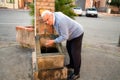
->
xmin=36 ymin=0 xmax=55 ymax=34
xmin=33 ymin=0 xmax=68 ymax=80
xmin=36 ymin=0 xmax=55 ymax=48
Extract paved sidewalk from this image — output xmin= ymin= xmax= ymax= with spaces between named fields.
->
xmin=0 ymin=41 xmax=120 ymax=80
xmin=99 ymin=12 xmax=120 ymax=16
xmin=0 ymin=44 xmax=33 ymax=80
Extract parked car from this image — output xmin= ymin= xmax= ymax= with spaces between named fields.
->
xmin=73 ymin=7 xmax=83 ymax=16
xmin=85 ymin=7 xmax=98 ymax=17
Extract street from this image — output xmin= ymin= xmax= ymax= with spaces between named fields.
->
xmin=0 ymin=9 xmax=33 ymax=80
xmin=75 ymin=15 xmax=120 ymax=56
xmin=0 ymin=9 xmax=120 ymax=80
xmin=74 ymin=15 xmax=120 ymax=80
xmin=76 ymin=15 xmax=120 ymax=44
xmin=0 ymin=9 xmax=32 ymax=43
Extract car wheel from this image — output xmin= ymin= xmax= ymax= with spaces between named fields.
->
xmin=86 ymin=14 xmax=88 ymax=17
xmin=95 ymin=15 xmax=98 ymax=18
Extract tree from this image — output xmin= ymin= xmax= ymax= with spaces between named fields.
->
xmin=107 ymin=0 xmax=120 ymax=13
xmin=28 ymin=3 xmax=34 ymax=26
xmin=55 ymin=0 xmax=76 ymax=19
xmin=28 ymin=0 xmax=76 ymax=26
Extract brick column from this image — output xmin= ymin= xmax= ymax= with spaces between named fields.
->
xmin=36 ymin=0 xmax=55 ymax=34
xmin=36 ymin=0 xmax=55 ymax=48
xmin=33 ymin=0 xmax=68 ymax=80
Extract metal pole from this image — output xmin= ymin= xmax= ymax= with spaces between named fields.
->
xmin=33 ymin=0 xmax=39 ymax=74
xmin=118 ymin=35 xmax=120 ymax=47
xmin=34 ymin=0 xmax=41 ymax=56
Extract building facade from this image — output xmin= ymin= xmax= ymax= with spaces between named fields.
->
xmin=0 ymin=0 xmax=113 ymax=12
xmin=75 ymin=0 xmax=107 ymax=11
xmin=0 ymin=0 xmax=33 ymax=9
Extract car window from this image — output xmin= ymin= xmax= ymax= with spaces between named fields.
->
xmin=74 ymin=7 xmax=81 ymax=9
xmin=87 ymin=8 xmax=97 ymax=11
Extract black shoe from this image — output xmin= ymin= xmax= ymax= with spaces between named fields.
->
xmin=65 ymin=64 xmax=74 ymax=69
xmin=68 ymin=73 xmax=80 ymax=80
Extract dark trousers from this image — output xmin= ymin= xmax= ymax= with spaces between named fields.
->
xmin=66 ymin=33 xmax=84 ymax=75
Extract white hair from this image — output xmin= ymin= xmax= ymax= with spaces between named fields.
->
xmin=41 ymin=10 xmax=52 ymax=18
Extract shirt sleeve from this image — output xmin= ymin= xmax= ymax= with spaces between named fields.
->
xmin=54 ymin=21 xmax=69 ymax=43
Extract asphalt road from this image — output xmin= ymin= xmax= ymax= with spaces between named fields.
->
xmin=0 ymin=9 xmax=120 ymax=80
xmin=0 ymin=9 xmax=33 ymax=80
xmin=0 ymin=9 xmax=32 ymax=42
xmin=76 ymin=15 xmax=120 ymax=44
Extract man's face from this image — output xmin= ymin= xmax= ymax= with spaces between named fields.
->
xmin=43 ymin=14 xmax=53 ymax=26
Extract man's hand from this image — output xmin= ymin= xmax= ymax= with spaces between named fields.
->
xmin=45 ymin=40 xmax=55 ymax=47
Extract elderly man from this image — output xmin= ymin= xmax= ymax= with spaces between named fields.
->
xmin=41 ymin=10 xmax=84 ymax=80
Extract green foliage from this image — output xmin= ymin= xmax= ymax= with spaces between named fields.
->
xmin=28 ymin=3 xmax=34 ymax=26
xmin=28 ymin=0 xmax=76 ymax=26
xmin=106 ymin=0 xmax=120 ymax=13
xmin=28 ymin=3 xmax=34 ymax=16
xmin=55 ymin=0 xmax=76 ymax=19
xmin=107 ymin=0 xmax=120 ymax=8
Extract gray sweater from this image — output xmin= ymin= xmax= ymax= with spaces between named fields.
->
xmin=54 ymin=12 xmax=84 ymax=43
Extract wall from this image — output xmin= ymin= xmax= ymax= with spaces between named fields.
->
xmin=0 ymin=0 xmax=33 ymax=9
xmin=0 ymin=0 xmax=18 ymax=9
xmin=85 ymin=0 xmax=92 ymax=8
xmin=75 ymin=0 xmax=86 ymax=10
xmin=85 ymin=0 xmax=107 ymax=8
xmin=100 ymin=0 xmax=107 ymax=7
xmin=36 ymin=0 xmax=55 ymax=35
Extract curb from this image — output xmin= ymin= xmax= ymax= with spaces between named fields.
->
xmin=0 ymin=8 xmax=30 ymax=11
xmin=99 ymin=12 xmax=120 ymax=17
